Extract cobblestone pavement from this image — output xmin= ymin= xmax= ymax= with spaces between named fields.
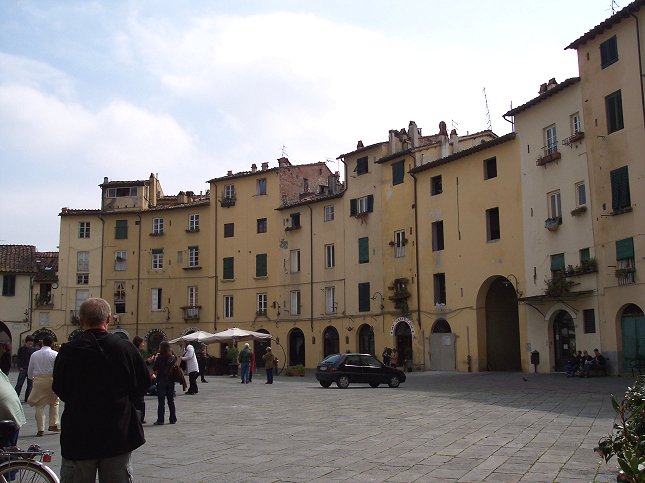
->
xmin=13 ymin=370 xmax=634 ymax=482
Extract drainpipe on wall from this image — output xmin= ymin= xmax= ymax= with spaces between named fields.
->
xmin=409 ymin=170 xmax=422 ymax=347
xmin=213 ymin=184 xmax=218 ymax=332
xmin=631 ymin=13 xmax=645 ymax=129
xmin=307 ymin=204 xmax=314 ymax=332
xmin=99 ymin=216 xmax=105 ymax=299
xmin=136 ymin=213 xmax=142 ymax=337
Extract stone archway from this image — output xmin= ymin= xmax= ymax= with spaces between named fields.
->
xmin=323 ymin=326 xmax=339 ymax=358
xmin=288 ymin=328 xmax=305 ymax=366
xmin=32 ymin=328 xmax=57 ymax=343
xmin=484 ymin=277 xmax=521 ymax=371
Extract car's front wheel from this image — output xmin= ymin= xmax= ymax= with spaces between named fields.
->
xmin=319 ymin=380 xmax=332 ymax=388
xmin=336 ymin=376 xmax=350 ymax=389
xmin=387 ymin=375 xmax=401 ymax=388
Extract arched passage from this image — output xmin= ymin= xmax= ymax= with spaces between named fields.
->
xmin=394 ymin=321 xmax=412 ymax=367
xmin=0 ymin=322 xmax=11 ymax=348
xmin=621 ymin=304 xmax=645 ymax=371
xmin=323 ymin=326 xmax=339 ymax=358
xmin=430 ymin=319 xmax=455 ymax=371
xmin=288 ymin=328 xmax=305 ymax=366
xmin=358 ymin=324 xmax=374 ymax=355
xmin=254 ymin=329 xmax=271 ymax=368
xmin=145 ymin=329 xmax=166 ymax=356
xmin=552 ymin=310 xmax=575 ymax=371
xmin=484 ymin=277 xmax=521 ymax=371
xmin=32 ymin=328 xmax=57 ymax=343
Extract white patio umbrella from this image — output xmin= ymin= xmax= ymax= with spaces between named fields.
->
xmin=200 ymin=327 xmax=273 ymax=344
xmin=168 ymin=330 xmax=217 ymax=344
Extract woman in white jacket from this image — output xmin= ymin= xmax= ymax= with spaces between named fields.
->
xmin=181 ymin=343 xmax=199 ymax=395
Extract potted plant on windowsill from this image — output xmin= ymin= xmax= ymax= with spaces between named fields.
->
xmin=544 ymin=217 xmax=562 ymax=231
xmin=544 ymin=277 xmax=575 ymax=297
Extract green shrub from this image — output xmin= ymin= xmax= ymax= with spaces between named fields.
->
xmin=596 ymin=376 xmax=645 ymax=481
xmin=284 ymin=364 xmax=305 ymax=376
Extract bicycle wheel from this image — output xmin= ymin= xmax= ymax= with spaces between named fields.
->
xmin=0 ymin=459 xmax=59 ymax=483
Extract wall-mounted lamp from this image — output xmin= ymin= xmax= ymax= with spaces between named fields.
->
xmin=504 ymin=274 xmax=522 ymax=297
xmin=272 ymin=301 xmax=281 ymax=317
xmin=163 ymin=307 xmax=171 ymax=321
xmin=371 ymin=292 xmax=385 ymax=312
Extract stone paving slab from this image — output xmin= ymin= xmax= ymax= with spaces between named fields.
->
xmin=9 ymin=370 xmax=632 ymax=482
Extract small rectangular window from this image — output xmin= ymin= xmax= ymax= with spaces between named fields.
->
xmin=394 ymin=230 xmax=406 ymax=258
xmin=575 ymin=182 xmax=587 ymax=206
xmin=486 ymin=207 xmax=500 ymax=241
xmin=77 ymin=274 xmax=89 ymax=285
xmin=224 ymin=223 xmax=234 ymax=238
xmin=114 ymin=281 xmax=126 ymax=314
xmin=433 ymin=273 xmax=446 ymax=305
xmin=188 ymin=246 xmax=199 ymax=267
xmin=256 ymin=253 xmax=268 ymax=277
xmin=77 ymin=251 xmax=89 ymax=273
xmin=224 ymin=295 xmax=234 ymax=318
xmin=188 ymin=214 xmax=200 ymax=231
xmin=548 ymin=191 xmax=562 ymax=219
xmin=115 ymin=220 xmax=128 ymax=239
xmin=223 ymin=257 xmax=234 ymax=280
xmin=2 ymin=275 xmax=16 ymax=296
xmin=606 ymin=90 xmax=624 ymax=134
xmin=257 ymin=218 xmax=267 ymax=233
xmin=551 ymin=253 xmax=565 ymax=276
xmin=483 ymin=157 xmax=497 ymax=180
xmin=432 ymin=221 xmax=444 ymax=251
xmin=324 ymin=205 xmax=334 ymax=222
xmin=325 ymin=244 xmax=335 ymax=269
xmin=600 ymin=35 xmax=618 ymax=68
xmin=431 ymin=175 xmax=442 ymax=196
xmin=579 ymin=248 xmax=591 ymax=264
xmin=544 ymin=125 xmax=557 ymax=155
xmin=570 ymin=112 xmax=582 ymax=134
xmin=151 ymin=288 xmax=162 ymax=311
xmin=257 ymin=293 xmax=268 ymax=315
xmin=610 ymin=166 xmax=631 ymax=211
xmin=356 ymin=156 xmax=368 ymax=175
xmin=152 ymin=218 xmax=164 ymax=235
xmin=583 ymin=309 xmax=596 ymax=333
xmin=78 ymin=222 xmax=91 ymax=239
xmin=115 ymin=251 xmax=126 ymax=271
xmin=290 ymin=290 xmax=301 ymax=315
xmin=350 ymin=195 xmax=374 ymax=216
xmin=290 ymin=213 xmax=301 ymax=229
xmin=152 ymin=249 xmax=164 ymax=269
xmin=325 ymin=287 xmax=336 ymax=314
xmin=290 ymin=250 xmax=300 ymax=273
xmin=257 ymin=178 xmax=267 ymax=195
xmin=358 ymin=237 xmax=369 ymax=264
xmin=224 ymin=184 xmax=235 ymax=199
xmin=358 ymin=282 xmax=371 ymax=312
xmin=392 ymin=160 xmax=405 ymax=185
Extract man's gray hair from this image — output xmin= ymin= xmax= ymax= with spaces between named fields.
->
xmin=79 ymin=297 xmax=111 ymax=327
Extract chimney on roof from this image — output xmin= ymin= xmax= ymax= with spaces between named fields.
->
xmin=278 ymin=157 xmax=291 ymax=167
xmin=227 ymin=170 xmax=233 ymax=176
xmin=103 ymin=177 xmax=109 ymax=184
xmin=261 ymin=162 xmax=269 ymax=171
xmin=357 ymin=140 xmax=364 ymax=149
xmin=450 ymin=129 xmax=459 ymax=154
xmin=547 ymin=78 xmax=558 ymax=89
xmin=251 ymin=163 xmax=257 ymax=172
xmin=408 ymin=121 xmax=419 ymax=147
xmin=539 ymin=83 xmax=548 ymax=95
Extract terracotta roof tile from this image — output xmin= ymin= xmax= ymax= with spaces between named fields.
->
xmin=0 ymin=245 xmax=37 ymax=273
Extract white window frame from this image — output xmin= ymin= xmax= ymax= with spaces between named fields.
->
xmin=77 ymin=251 xmax=89 ymax=273
xmin=188 ymin=286 xmax=198 ymax=306
xmin=152 ymin=217 xmax=164 ymax=235
xmin=290 ymin=290 xmax=301 ymax=315
xmin=257 ymin=293 xmax=268 ymax=314
xmin=78 ymin=222 xmax=90 ymax=239
xmin=575 ymin=181 xmax=586 ymax=207
xmin=357 ymin=196 xmax=369 ymax=214
xmin=114 ymin=281 xmax=126 ymax=313
xmin=290 ymin=249 xmax=300 ymax=273
xmin=151 ymin=288 xmax=162 ymax=311
xmin=115 ymin=251 xmax=126 ymax=271
xmin=224 ymin=184 xmax=235 ymax=199
xmin=545 ymin=125 xmax=557 ymax=155
xmin=394 ymin=230 xmax=406 ymax=258
xmin=76 ymin=274 xmax=89 ymax=285
xmin=189 ymin=214 xmax=199 ymax=231
xmin=325 ymin=244 xmax=335 ymax=269
xmin=188 ymin=246 xmax=199 ymax=267
xmin=548 ymin=190 xmax=562 ymax=219
xmin=75 ymin=289 xmax=90 ymax=313
xmin=224 ymin=295 xmax=234 ymax=318
xmin=325 ymin=287 xmax=336 ymax=314
xmin=152 ymin=251 xmax=164 ymax=269
xmin=571 ymin=112 xmax=581 ymax=134
xmin=324 ymin=205 xmax=334 ymax=222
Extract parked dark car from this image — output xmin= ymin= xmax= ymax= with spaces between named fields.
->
xmin=315 ymin=353 xmax=406 ymax=389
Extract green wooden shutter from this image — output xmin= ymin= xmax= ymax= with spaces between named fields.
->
xmin=610 ymin=166 xmax=630 ymax=211
xmin=350 ymin=198 xmax=357 ymax=217
xmin=550 ymin=253 xmax=565 ymax=272
xmin=392 ymin=160 xmax=404 ymax=185
xmin=115 ymin=220 xmax=128 ymax=239
xmin=358 ymin=237 xmax=369 ymax=263
xmin=616 ymin=238 xmax=634 ymax=260
xmin=223 ymin=257 xmax=234 ymax=279
xmin=256 ymin=254 xmax=267 ymax=277
xmin=367 ymin=194 xmax=374 ymax=213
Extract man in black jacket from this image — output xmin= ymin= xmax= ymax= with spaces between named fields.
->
xmin=53 ymin=297 xmax=150 ymax=483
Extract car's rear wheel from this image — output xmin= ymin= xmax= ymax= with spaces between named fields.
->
xmin=369 ymin=382 xmax=379 ymax=388
xmin=336 ymin=376 xmax=350 ymax=389
xmin=387 ymin=375 xmax=401 ymax=388
xmin=319 ymin=380 xmax=332 ymax=388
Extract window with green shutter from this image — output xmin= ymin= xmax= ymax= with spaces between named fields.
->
xmin=358 ymin=237 xmax=369 ymax=264
xmin=358 ymin=282 xmax=370 ymax=312
xmin=392 ymin=160 xmax=404 ymax=185
xmin=115 ymin=220 xmax=128 ymax=239
xmin=256 ymin=253 xmax=267 ymax=277
xmin=551 ymin=253 xmax=565 ymax=274
xmin=610 ymin=166 xmax=630 ymax=212
xmin=605 ymin=90 xmax=624 ymax=133
xmin=616 ymin=238 xmax=634 ymax=260
xmin=223 ymin=257 xmax=234 ymax=280
xmin=356 ymin=156 xmax=368 ymax=175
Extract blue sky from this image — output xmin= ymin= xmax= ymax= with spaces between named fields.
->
xmin=0 ymin=0 xmax=619 ymax=251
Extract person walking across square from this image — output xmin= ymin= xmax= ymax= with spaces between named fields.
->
xmin=181 ymin=342 xmax=199 ymax=395
xmin=14 ymin=335 xmax=35 ymax=402
xmin=27 ymin=335 xmax=59 ymax=436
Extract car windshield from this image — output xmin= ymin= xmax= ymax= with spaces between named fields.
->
xmin=320 ymin=354 xmax=341 ymax=364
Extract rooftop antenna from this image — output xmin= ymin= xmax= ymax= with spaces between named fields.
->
xmin=281 ymin=145 xmax=288 ymax=157
xmin=610 ymin=0 xmax=620 ymax=14
xmin=451 ymin=120 xmax=459 ymax=132
xmin=483 ymin=87 xmax=492 ymax=131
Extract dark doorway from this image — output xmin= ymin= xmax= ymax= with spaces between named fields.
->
xmin=253 ymin=329 xmax=271 ymax=368
xmin=358 ymin=324 xmax=374 ymax=355
xmin=323 ymin=326 xmax=339 ymax=358
xmin=394 ymin=322 xmax=412 ymax=367
xmin=288 ymin=328 xmax=305 ymax=366
xmin=621 ymin=304 xmax=645 ymax=371
xmin=553 ymin=311 xmax=575 ymax=371
xmin=485 ymin=277 xmax=521 ymax=371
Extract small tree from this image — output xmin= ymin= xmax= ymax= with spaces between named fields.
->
xmin=596 ymin=376 xmax=645 ymax=481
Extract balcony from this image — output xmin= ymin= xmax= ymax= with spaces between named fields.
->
xmin=69 ymin=310 xmax=80 ymax=325
xmin=544 ymin=217 xmax=562 ymax=232
xmin=220 ymin=197 xmax=236 ymax=208
xmin=284 ymin=224 xmax=301 ymax=232
xmin=562 ymin=131 xmax=585 ymax=146
xmin=34 ymin=294 xmax=54 ymax=308
xmin=616 ymin=268 xmax=636 ymax=286
xmin=536 ymin=145 xmax=561 ymax=166
xmin=181 ymin=306 xmax=201 ymax=321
